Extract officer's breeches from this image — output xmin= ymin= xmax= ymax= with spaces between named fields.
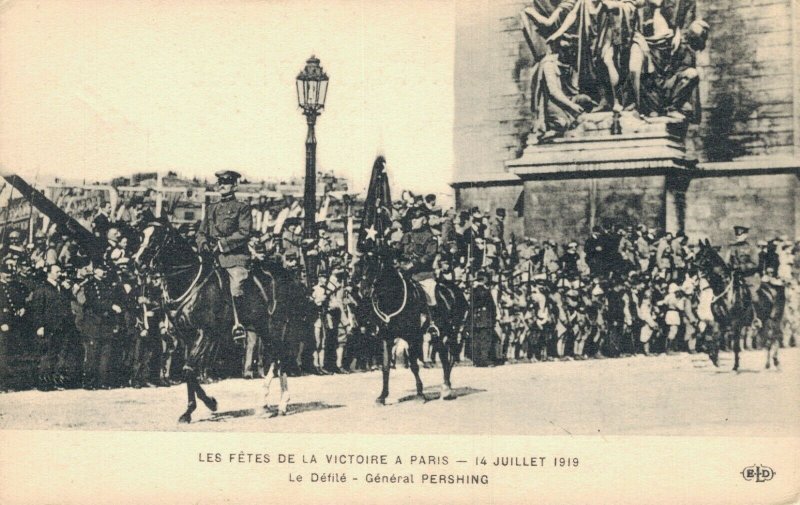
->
xmin=226 ymin=266 xmax=248 ymax=297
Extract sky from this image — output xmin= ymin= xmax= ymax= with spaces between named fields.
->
xmin=0 ymin=0 xmax=456 ymax=201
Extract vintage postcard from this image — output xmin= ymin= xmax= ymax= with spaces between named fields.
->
xmin=0 ymin=0 xmax=798 ymax=503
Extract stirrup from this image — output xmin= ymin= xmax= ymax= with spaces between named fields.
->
xmin=232 ymin=324 xmax=247 ymax=342
xmin=428 ymin=323 xmax=440 ymax=338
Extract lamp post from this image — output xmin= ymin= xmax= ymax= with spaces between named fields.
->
xmin=296 ymin=55 xmax=329 ymax=287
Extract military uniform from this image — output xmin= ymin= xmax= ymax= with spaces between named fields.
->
xmin=129 ymin=279 xmax=163 ymax=387
xmin=727 ymin=240 xmax=759 ymax=275
xmin=398 ymin=216 xmax=438 ymax=305
xmin=726 ymin=228 xmax=760 ymax=301
xmin=28 ymin=275 xmax=77 ymax=389
xmin=0 ymin=268 xmax=29 ymax=389
xmin=196 ymin=194 xmax=252 ymax=290
xmin=196 ymin=170 xmax=253 ymax=339
xmin=470 ymin=275 xmax=498 ymax=367
xmin=78 ymin=272 xmax=123 ymax=388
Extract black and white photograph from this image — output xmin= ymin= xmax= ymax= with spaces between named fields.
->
xmin=0 ymin=0 xmax=798 ymax=503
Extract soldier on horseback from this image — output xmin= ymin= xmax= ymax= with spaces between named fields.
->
xmin=195 ymin=170 xmax=252 ymax=342
xmin=398 ymin=206 xmax=440 ymax=334
xmin=726 ymin=225 xmax=760 ymax=309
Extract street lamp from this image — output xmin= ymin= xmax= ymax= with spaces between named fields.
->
xmin=296 ymin=55 xmax=329 ymax=287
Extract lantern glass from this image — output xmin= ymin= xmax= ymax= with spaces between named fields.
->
xmin=296 ymin=79 xmax=304 ymax=108
xmin=296 ymin=56 xmax=329 ymax=111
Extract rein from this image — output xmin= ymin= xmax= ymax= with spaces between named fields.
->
xmin=164 ymin=257 xmax=205 ymax=306
xmin=712 ymin=276 xmax=734 ymax=304
xmin=366 ymin=256 xmax=408 ymax=324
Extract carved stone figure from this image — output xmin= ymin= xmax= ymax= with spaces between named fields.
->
xmin=520 ymin=0 xmax=708 ymax=140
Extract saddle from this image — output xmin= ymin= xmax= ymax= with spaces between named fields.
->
xmin=213 ymin=266 xmax=276 ymax=321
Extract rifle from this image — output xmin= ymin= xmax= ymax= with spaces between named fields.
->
xmin=467 ymin=240 xmax=474 ymax=364
xmin=27 ymin=171 xmax=40 ymax=244
xmin=0 ymin=182 xmax=9 ymax=247
xmin=1 ymin=173 xmax=106 ymax=261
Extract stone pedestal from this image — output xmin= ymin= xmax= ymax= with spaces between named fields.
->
xmin=504 ymin=112 xmax=697 ymax=241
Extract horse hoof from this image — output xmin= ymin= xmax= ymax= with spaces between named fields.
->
xmin=375 ymin=397 xmax=386 ymax=406
xmin=415 ymin=394 xmax=427 ymax=403
xmin=279 ymin=410 xmax=287 ymax=417
xmin=178 ymin=413 xmax=192 ymax=424
xmin=443 ymin=393 xmax=456 ymax=401
xmin=268 ymin=410 xmax=279 ymax=419
xmin=206 ymin=397 xmax=218 ymax=412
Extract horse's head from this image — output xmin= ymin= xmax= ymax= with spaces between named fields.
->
xmin=355 ymin=248 xmax=394 ymax=283
xmin=132 ymin=219 xmax=177 ymax=273
xmin=694 ymin=238 xmax=727 ymax=278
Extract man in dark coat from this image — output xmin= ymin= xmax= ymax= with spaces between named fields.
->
xmin=78 ymin=262 xmax=123 ymax=389
xmin=28 ymin=263 xmax=77 ymax=390
xmin=0 ymin=262 xmax=29 ymax=390
xmin=470 ymin=271 xmax=498 ymax=367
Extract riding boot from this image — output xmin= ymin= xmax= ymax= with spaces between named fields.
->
xmin=231 ymin=296 xmax=247 ymax=342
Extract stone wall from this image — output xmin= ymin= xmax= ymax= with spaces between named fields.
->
xmin=458 ymin=172 xmax=799 ymax=242
xmin=524 ymin=176 xmax=666 ymax=242
xmin=685 ymin=173 xmax=798 ymax=243
xmin=456 ymin=183 xmax=525 ymax=240
xmin=696 ymin=0 xmax=797 ymax=161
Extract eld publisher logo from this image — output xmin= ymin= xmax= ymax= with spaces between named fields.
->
xmin=740 ymin=465 xmax=775 ymax=483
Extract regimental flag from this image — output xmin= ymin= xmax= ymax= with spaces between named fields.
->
xmin=1 ymin=173 xmax=106 ymax=261
xmin=357 ymin=156 xmax=392 ymax=253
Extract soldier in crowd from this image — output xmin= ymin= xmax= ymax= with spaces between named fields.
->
xmin=28 ymin=263 xmax=77 ymax=390
xmin=92 ymin=201 xmax=113 ymax=239
xmin=1 ymin=179 xmax=799 ymax=393
xmin=129 ymin=276 xmax=163 ymax=388
xmin=79 ymin=262 xmax=123 ymax=389
xmin=196 ymin=170 xmax=253 ymax=341
xmin=470 ymin=270 xmax=498 ymax=367
xmin=0 ymin=262 xmax=28 ymax=389
xmin=3 ymin=230 xmax=27 ymax=267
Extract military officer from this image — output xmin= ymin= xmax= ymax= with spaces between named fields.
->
xmin=0 ymin=262 xmax=28 ymax=389
xmin=3 ymin=229 xmax=27 ymax=268
xmin=726 ymin=225 xmax=760 ymax=300
xmin=28 ymin=263 xmax=76 ymax=390
xmin=79 ymin=262 xmax=123 ymax=389
xmin=470 ymin=270 xmax=498 ymax=367
xmin=398 ymin=207 xmax=439 ymax=307
xmin=196 ymin=170 xmax=253 ymax=341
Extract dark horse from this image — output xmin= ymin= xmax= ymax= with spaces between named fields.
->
xmin=354 ymin=249 xmax=468 ymax=404
xmin=133 ymin=219 xmax=312 ymax=422
xmin=694 ymin=240 xmax=785 ymax=371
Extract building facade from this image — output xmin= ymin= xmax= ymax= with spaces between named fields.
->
xmin=453 ymin=0 xmax=800 ymax=244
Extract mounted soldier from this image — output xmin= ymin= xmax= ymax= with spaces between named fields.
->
xmin=195 ymin=170 xmax=253 ymax=342
xmin=397 ymin=206 xmax=440 ymax=333
xmin=725 ymin=225 xmax=760 ymax=302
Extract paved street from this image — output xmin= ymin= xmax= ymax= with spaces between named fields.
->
xmin=1 ymin=348 xmax=798 ymax=436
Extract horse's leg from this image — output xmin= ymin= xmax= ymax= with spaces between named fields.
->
xmin=376 ymin=338 xmax=390 ymax=405
xmin=178 ymin=368 xmax=197 ymax=423
xmin=732 ymin=325 xmax=741 ymax=371
xmin=770 ymin=321 xmax=781 ymax=369
xmin=191 ymin=371 xmax=218 ymax=412
xmin=277 ymin=363 xmax=290 ymax=416
xmin=262 ymin=361 xmax=276 ymax=409
xmin=407 ymin=343 xmax=425 ymax=401
xmin=772 ymin=338 xmax=780 ymax=368
xmin=439 ymin=338 xmax=456 ymax=401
